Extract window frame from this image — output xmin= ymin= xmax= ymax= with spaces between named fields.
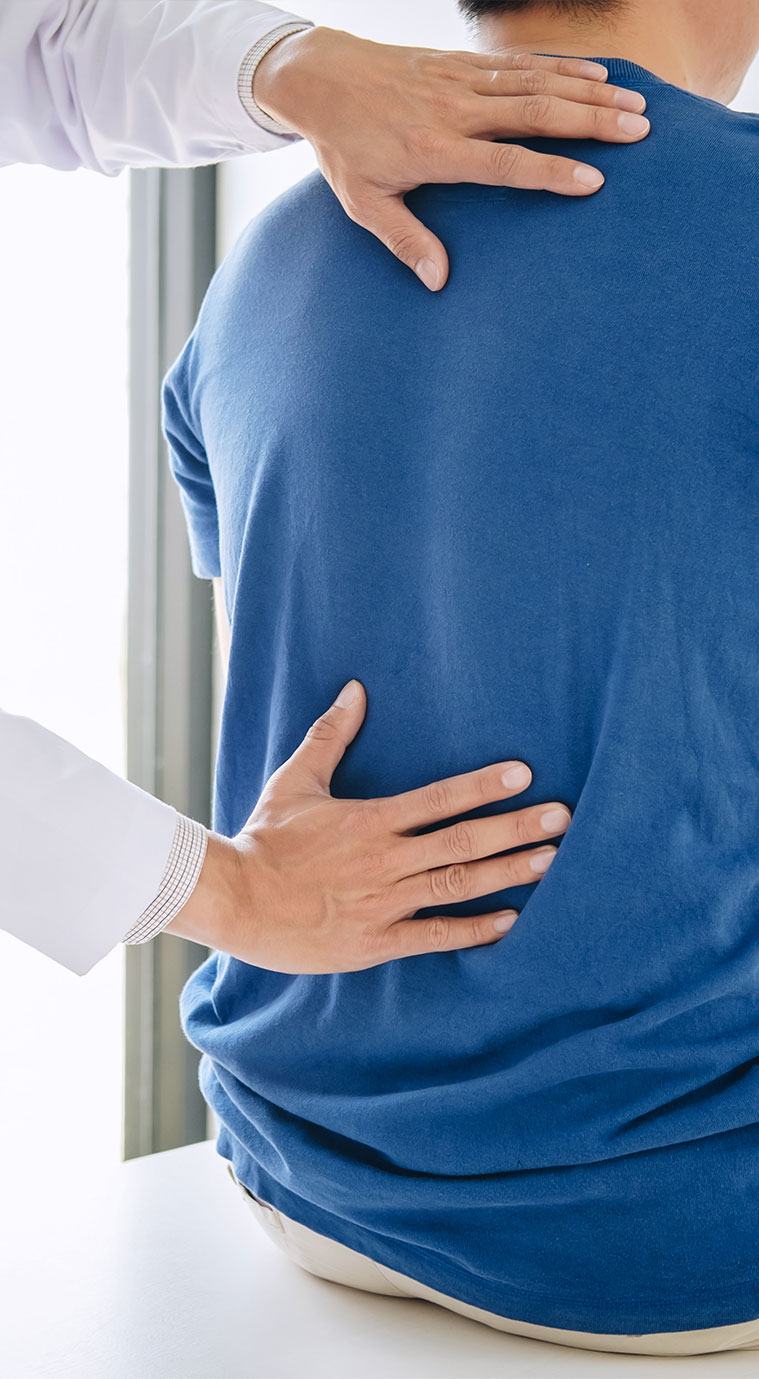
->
xmin=123 ymin=167 xmax=217 ymax=1159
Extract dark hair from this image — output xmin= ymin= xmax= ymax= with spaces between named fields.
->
xmin=459 ymin=1 xmax=623 ymax=16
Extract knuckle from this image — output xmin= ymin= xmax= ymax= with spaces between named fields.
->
xmin=362 ymin=887 xmax=390 ymax=914
xmin=520 ymin=67 xmax=549 ymax=95
xmin=446 ymin=821 xmax=476 ymax=860
xmin=357 ymin=848 xmax=391 ymax=879
xmin=355 ymin=923 xmax=386 ymax=961
xmin=384 ymin=226 xmax=421 ymax=265
xmin=491 ymin=141 xmax=523 ymax=180
xmin=548 ymin=155 xmax=570 ymax=185
xmin=423 ymin=916 xmax=451 ymax=950
xmin=407 ymin=123 xmax=445 ymax=163
xmin=592 ymin=103 xmax=611 ymax=135
xmin=467 ymin=916 xmax=491 ymax=947
xmin=421 ymin=779 xmax=453 ymax=817
xmin=512 ymin=809 xmax=535 ymax=846
xmin=510 ymin=50 xmax=531 ymax=71
xmin=499 ymin=851 xmax=522 ymax=886
xmin=442 ymin=59 xmax=472 ymax=82
xmin=476 ymin=770 xmax=495 ymax=803
xmin=426 ymin=51 xmax=464 ymax=74
xmin=441 ymin=863 xmax=470 ymax=899
xmin=341 ymin=800 xmax=379 ymax=837
xmin=522 ymin=93 xmax=556 ymax=131
xmin=431 ymin=88 xmax=463 ymax=121
xmin=306 ymin=713 xmax=338 ymax=744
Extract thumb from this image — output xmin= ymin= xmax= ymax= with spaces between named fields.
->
xmin=285 ymin=680 xmax=367 ymax=792
xmin=362 ymin=196 xmax=450 ymax=291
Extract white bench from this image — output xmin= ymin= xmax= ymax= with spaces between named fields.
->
xmin=3 ymin=1139 xmax=755 ymax=1379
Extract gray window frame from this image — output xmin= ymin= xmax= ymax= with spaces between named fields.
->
xmin=123 ymin=167 xmax=217 ymax=1159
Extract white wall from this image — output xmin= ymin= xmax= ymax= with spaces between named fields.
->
xmin=736 ymin=54 xmax=759 ymax=108
xmin=218 ymin=1 xmax=759 ymax=257
xmin=0 ymin=167 xmax=128 ymax=1189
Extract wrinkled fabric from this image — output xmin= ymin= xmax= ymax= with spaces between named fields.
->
xmin=165 ymin=61 xmax=759 ymax=1334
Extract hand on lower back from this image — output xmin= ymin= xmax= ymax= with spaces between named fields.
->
xmin=167 ymin=680 xmax=570 ymax=972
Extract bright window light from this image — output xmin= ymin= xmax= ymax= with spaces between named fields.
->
xmin=0 ymin=165 xmax=129 ymax=1185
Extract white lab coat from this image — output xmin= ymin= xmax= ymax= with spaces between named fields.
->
xmin=0 ymin=0 xmax=308 ymax=975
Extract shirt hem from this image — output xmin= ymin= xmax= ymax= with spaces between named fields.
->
xmin=218 ymin=1133 xmax=759 ymax=1336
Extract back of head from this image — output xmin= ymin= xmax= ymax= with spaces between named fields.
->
xmin=460 ymin=1 xmax=623 ymax=12
xmin=459 ymin=0 xmax=759 ymax=104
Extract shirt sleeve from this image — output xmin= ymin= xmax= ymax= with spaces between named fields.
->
xmin=163 ymin=334 xmax=221 ymax=580
xmin=0 ymin=1 xmax=313 ymax=175
xmin=123 ymin=814 xmax=208 ymax=945
xmin=0 ymin=710 xmax=179 ymax=975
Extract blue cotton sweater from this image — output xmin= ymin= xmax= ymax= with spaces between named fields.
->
xmin=164 ymin=60 xmax=759 ymax=1333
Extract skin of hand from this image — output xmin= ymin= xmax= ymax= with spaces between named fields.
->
xmin=165 ymin=679 xmax=571 ymax=972
xmin=253 ymin=26 xmax=651 ymax=290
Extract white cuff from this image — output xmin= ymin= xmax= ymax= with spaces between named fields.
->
xmin=237 ymin=22 xmax=314 ymax=139
xmin=123 ymin=815 xmax=208 ymax=945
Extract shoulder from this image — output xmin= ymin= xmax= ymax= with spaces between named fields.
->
xmin=658 ymin=84 xmax=759 ymax=175
xmin=219 ymin=172 xmax=349 ymax=286
xmin=628 ymin=85 xmax=759 ymax=260
xmin=240 ymin=171 xmax=342 ymax=247
xmin=193 ymin=170 xmax=366 ymax=343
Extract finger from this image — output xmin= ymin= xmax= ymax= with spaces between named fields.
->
xmin=285 ymin=679 xmax=367 ymax=791
xmin=396 ymin=803 xmax=571 ymax=878
xmin=426 ymin=136 xmax=605 ymax=195
xmin=461 ymin=51 xmax=608 ymax=83
xmin=384 ymin=908 xmax=519 ymax=960
xmin=469 ymin=70 xmax=646 ymax=115
xmin=381 ymin=759 xmax=533 ymax=833
xmin=393 ymin=843 xmax=558 ymax=912
xmin=467 ymin=94 xmax=650 ymax=145
xmin=350 ymin=195 xmax=450 ymax=290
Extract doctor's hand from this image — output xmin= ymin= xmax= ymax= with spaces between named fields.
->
xmin=165 ymin=680 xmax=570 ymax=973
xmin=252 ymin=27 xmax=650 ymax=291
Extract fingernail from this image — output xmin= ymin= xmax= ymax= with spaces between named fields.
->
xmin=573 ymin=166 xmax=604 ymax=190
xmin=530 ymin=848 xmax=556 ymax=874
xmin=580 ymin=61 xmax=607 ymax=80
xmin=540 ymin=808 xmax=571 ymax=835
xmin=416 ymin=258 xmax=442 ymax=291
xmin=335 ymin=680 xmax=358 ymax=707
xmin=493 ymin=911 xmax=518 ymax=934
xmin=618 ymin=113 xmax=650 ymax=137
xmin=502 ymin=763 xmax=531 ymax=790
xmin=613 ymin=89 xmax=647 ymax=113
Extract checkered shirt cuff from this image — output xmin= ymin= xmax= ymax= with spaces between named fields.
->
xmin=123 ymin=814 xmax=208 ymax=945
xmin=237 ymin=22 xmax=313 ymax=138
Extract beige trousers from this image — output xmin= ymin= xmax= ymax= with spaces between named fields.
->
xmin=226 ymin=1163 xmax=759 ymax=1357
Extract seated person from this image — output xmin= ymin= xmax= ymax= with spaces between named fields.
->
xmin=163 ymin=0 xmax=759 ymax=1355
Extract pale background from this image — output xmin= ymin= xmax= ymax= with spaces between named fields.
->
xmin=0 ymin=0 xmax=757 ymax=1196
xmin=0 ymin=166 xmax=128 ymax=1185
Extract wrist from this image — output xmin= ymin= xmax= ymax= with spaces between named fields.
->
xmin=164 ymin=832 xmax=244 ymax=951
xmin=253 ymin=25 xmax=335 ymax=135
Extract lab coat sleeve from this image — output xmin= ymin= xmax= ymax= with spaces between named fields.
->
xmin=0 ymin=710 xmax=179 ymax=975
xmin=0 ymin=0 xmax=312 ymax=175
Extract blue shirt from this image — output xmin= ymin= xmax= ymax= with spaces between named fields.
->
xmin=164 ymin=60 xmax=759 ymax=1334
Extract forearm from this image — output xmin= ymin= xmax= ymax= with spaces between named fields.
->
xmin=0 ymin=1 xmax=312 ymax=174
xmin=0 ymin=711 xmax=177 ymax=974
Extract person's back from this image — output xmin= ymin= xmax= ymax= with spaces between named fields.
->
xmin=164 ymin=20 xmax=759 ymax=1334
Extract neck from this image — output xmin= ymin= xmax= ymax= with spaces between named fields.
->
xmin=473 ymin=4 xmax=728 ymax=101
